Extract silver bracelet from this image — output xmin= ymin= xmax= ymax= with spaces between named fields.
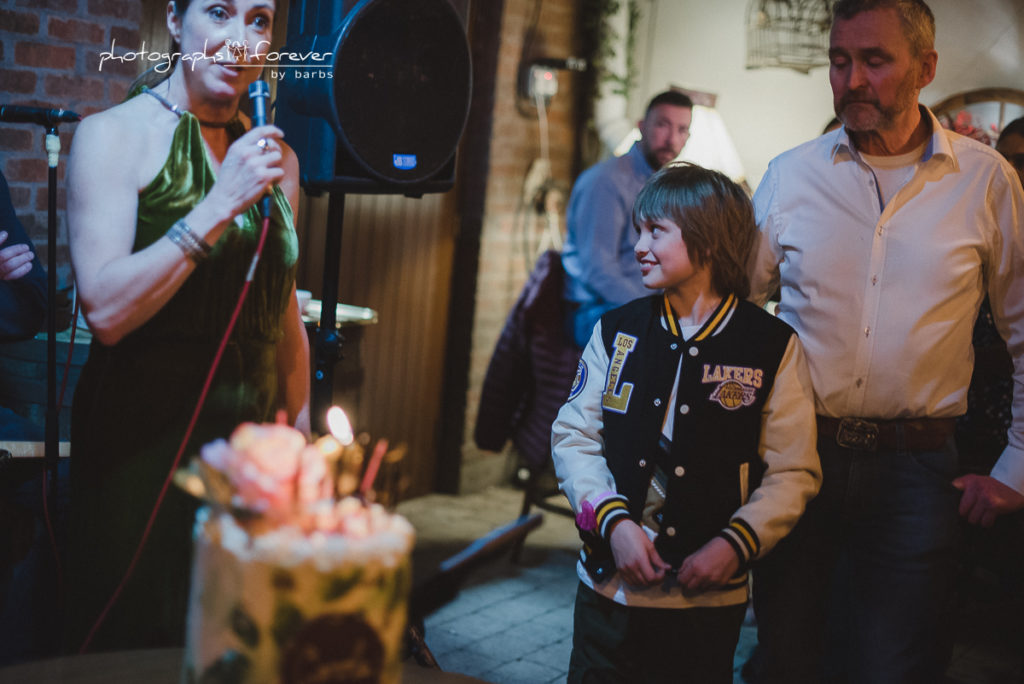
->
xmin=166 ymin=219 xmax=212 ymax=264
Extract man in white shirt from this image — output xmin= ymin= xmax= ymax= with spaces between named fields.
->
xmin=748 ymin=1 xmax=1024 ymax=682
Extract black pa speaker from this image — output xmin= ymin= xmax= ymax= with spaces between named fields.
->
xmin=275 ymin=0 xmax=472 ymax=196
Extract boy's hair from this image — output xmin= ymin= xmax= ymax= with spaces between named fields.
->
xmin=632 ymin=163 xmax=756 ymax=299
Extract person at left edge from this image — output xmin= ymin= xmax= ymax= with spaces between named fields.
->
xmin=0 ymin=168 xmax=50 ymax=663
xmin=0 ymin=170 xmax=46 ymax=346
xmin=0 ymin=167 xmax=47 ymax=440
xmin=64 ymin=0 xmax=309 ymax=652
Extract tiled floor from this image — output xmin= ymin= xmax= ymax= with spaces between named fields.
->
xmin=398 ymin=486 xmax=1023 ymax=684
xmin=399 ymin=487 xmax=579 ymax=683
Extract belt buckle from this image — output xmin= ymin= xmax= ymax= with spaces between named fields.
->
xmin=835 ymin=417 xmax=879 ymax=451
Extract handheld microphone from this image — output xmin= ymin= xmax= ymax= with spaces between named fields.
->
xmin=248 ymin=81 xmax=272 ymax=220
xmin=0 ymin=105 xmax=81 ymax=126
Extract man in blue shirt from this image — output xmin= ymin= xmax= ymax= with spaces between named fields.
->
xmin=562 ymin=90 xmax=693 ymax=348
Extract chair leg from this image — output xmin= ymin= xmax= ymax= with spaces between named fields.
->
xmin=406 ymin=621 xmax=442 ymax=670
xmin=510 ymin=470 xmax=539 ymax=564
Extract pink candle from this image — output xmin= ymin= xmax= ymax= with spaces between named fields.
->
xmin=359 ymin=439 xmax=389 ymax=497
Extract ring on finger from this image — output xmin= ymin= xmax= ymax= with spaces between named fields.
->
xmin=256 ymin=138 xmax=269 ymax=153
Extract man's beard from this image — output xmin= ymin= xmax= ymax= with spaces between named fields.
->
xmin=837 ymin=68 xmax=919 ymax=132
xmin=642 ymin=143 xmax=677 ymax=170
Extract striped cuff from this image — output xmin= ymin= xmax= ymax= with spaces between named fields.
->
xmin=594 ymin=495 xmax=630 ymax=542
xmin=718 ymin=518 xmax=761 ymax=564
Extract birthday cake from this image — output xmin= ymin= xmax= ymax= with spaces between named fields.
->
xmin=179 ymin=422 xmax=415 ymax=684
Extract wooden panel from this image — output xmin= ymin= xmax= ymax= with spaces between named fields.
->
xmin=296 ymin=190 xmax=457 ymax=499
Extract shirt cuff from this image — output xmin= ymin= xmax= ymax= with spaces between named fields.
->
xmin=991 ymin=447 xmax=1024 ymax=496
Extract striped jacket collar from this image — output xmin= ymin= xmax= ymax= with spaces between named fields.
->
xmin=661 ymin=292 xmax=738 ymax=341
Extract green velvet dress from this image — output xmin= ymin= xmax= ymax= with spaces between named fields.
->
xmin=65 ymin=111 xmax=298 ymax=652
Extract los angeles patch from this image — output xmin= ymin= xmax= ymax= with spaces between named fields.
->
xmin=701 ymin=363 xmax=763 ymax=411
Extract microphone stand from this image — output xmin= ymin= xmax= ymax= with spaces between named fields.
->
xmin=311 ymin=192 xmax=345 ymax=436
xmin=44 ymin=125 xmax=61 ymax=505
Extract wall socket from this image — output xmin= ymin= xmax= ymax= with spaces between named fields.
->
xmin=528 ymin=65 xmax=559 ymax=101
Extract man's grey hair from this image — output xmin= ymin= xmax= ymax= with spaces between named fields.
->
xmin=832 ymin=0 xmax=936 ymax=57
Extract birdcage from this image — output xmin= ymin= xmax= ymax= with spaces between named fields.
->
xmin=746 ymin=0 xmax=834 ymax=74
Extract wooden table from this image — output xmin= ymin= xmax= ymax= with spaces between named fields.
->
xmin=0 ymin=648 xmax=490 ymax=683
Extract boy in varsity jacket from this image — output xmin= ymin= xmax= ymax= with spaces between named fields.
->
xmin=552 ymin=163 xmax=821 ymax=683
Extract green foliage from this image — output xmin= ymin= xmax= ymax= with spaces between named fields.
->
xmin=321 ymin=569 xmax=363 ymax=602
xmin=230 ymin=605 xmax=260 ymax=649
xmin=271 ymin=600 xmax=305 ymax=648
xmin=580 ymin=0 xmax=641 ymax=100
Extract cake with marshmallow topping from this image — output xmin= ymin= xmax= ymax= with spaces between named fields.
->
xmin=179 ymin=423 xmax=414 ymax=684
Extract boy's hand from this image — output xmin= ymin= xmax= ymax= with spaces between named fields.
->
xmin=677 ymin=537 xmax=740 ymax=591
xmin=610 ymin=520 xmax=670 ymax=586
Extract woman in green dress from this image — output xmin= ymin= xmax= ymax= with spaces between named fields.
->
xmin=64 ymin=0 xmax=309 ymax=651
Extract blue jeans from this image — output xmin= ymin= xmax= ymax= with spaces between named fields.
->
xmin=753 ymin=429 xmax=962 ymax=683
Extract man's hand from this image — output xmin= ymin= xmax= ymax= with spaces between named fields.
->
xmin=677 ymin=537 xmax=741 ymax=591
xmin=0 ymin=231 xmax=34 ymax=281
xmin=609 ymin=519 xmax=670 ymax=586
xmin=952 ymin=474 xmax=1024 ymax=527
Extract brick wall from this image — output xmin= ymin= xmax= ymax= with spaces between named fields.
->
xmin=459 ymin=0 xmax=583 ymax=492
xmin=0 ymin=0 xmax=138 ymax=287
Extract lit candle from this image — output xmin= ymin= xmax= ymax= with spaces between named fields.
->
xmin=320 ymin=406 xmax=355 ymax=497
xmin=327 ymin=406 xmax=354 ymax=446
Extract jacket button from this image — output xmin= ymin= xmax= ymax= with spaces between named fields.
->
xmin=679 ymin=404 xmax=690 ymax=415
xmin=639 ymin=459 xmax=647 ymax=468
xmin=670 ymin=343 xmax=678 ymax=350
xmin=689 ymin=346 xmax=699 ymax=356
xmin=653 ymin=398 xmax=662 ymax=407
xmin=674 ymin=466 xmax=685 ymax=477
xmin=665 ymin=526 xmax=676 ymax=536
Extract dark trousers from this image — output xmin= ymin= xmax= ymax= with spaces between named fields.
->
xmin=753 ymin=432 xmax=962 ymax=684
xmin=0 ymin=458 xmax=68 ymax=665
xmin=568 ymin=582 xmax=746 ymax=684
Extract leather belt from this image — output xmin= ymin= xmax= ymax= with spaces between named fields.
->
xmin=816 ymin=415 xmax=956 ymax=452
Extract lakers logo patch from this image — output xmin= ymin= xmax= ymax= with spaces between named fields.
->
xmin=567 ymin=359 xmax=588 ymax=401
xmin=701 ymin=363 xmax=762 ymax=411
xmin=708 ymin=380 xmax=757 ymax=410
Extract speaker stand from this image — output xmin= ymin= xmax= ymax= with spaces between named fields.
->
xmin=311 ymin=191 xmax=346 ymax=435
